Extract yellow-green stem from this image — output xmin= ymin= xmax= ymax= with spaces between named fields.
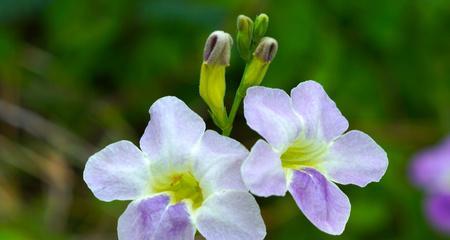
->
xmin=222 ymin=66 xmax=249 ymax=136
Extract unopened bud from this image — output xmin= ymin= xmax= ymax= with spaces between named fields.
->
xmin=203 ymin=31 xmax=233 ymax=65
xmin=253 ymin=13 xmax=269 ymax=42
xmin=242 ymin=37 xmax=278 ymax=87
xmin=236 ymin=15 xmax=253 ymax=61
xmin=254 ymin=37 xmax=278 ymax=62
xmin=200 ymin=31 xmax=231 ymax=129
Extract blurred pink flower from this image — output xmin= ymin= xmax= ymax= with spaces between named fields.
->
xmin=411 ymin=137 xmax=450 ymax=234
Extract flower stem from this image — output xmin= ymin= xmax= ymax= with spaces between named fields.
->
xmin=222 ymin=66 xmax=248 ymax=136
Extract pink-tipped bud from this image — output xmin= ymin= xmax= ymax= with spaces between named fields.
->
xmin=203 ymin=31 xmax=233 ymax=65
xmin=254 ymin=37 xmax=278 ymax=62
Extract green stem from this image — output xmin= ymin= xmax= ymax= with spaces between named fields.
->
xmin=222 ymin=66 xmax=249 ymax=136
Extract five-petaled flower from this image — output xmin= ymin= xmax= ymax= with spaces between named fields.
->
xmin=241 ymin=80 xmax=388 ymax=235
xmin=83 ymin=96 xmax=266 ymax=240
xmin=410 ymin=137 xmax=450 ymax=234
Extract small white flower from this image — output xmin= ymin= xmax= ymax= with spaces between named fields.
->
xmin=241 ymin=80 xmax=388 ymax=235
xmin=84 ymin=96 xmax=266 ymax=240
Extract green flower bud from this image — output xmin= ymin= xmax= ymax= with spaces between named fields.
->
xmin=253 ymin=13 xmax=269 ymax=42
xmin=242 ymin=37 xmax=278 ymax=87
xmin=200 ymin=31 xmax=232 ymax=128
xmin=236 ymin=15 xmax=254 ymax=61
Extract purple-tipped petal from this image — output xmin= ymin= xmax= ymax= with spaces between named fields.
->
xmin=291 ymin=81 xmax=348 ymax=142
xmin=241 ymin=140 xmax=287 ymax=197
xmin=426 ymin=193 xmax=450 ymax=234
xmin=320 ymin=130 xmax=388 ymax=187
xmin=153 ymin=203 xmax=196 ymax=240
xmin=118 ymin=195 xmax=169 ymax=240
xmin=244 ymin=86 xmax=301 ymax=151
xmin=140 ymin=96 xmax=205 ymax=171
xmin=289 ymin=168 xmax=350 ymax=235
xmin=193 ymin=130 xmax=248 ymax=196
xmin=411 ymin=137 xmax=450 ymax=192
xmin=196 ymin=191 xmax=266 ymax=240
xmin=118 ymin=195 xmax=195 ymax=240
xmin=83 ymin=140 xmax=151 ymax=201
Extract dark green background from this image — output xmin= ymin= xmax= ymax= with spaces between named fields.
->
xmin=0 ymin=0 xmax=449 ymax=239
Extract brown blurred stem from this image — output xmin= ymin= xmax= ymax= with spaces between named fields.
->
xmin=0 ymin=99 xmax=94 ymax=166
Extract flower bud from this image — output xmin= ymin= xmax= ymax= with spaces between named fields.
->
xmin=200 ymin=31 xmax=232 ymax=129
xmin=254 ymin=37 xmax=278 ymax=62
xmin=203 ymin=31 xmax=233 ymax=66
xmin=241 ymin=37 xmax=278 ymax=87
xmin=236 ymin=15 xmax=254 ymax=61
xmin=253 ymin=13 xmax=269 ymax=42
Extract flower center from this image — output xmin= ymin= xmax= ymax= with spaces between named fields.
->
xmin=152 ymin=172 xmax=204 ymax=209
xmin=280 ymin=137 xmax=328 ymax=169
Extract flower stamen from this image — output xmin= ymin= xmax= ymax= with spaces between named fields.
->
xmin=281 ymin=138 xmax=328 ymax=169
xmin=153 ymin=172 xmax=204 ymax=209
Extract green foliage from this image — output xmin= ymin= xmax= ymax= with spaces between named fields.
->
xmin=0 ymin=0 xmax=449 ymax=239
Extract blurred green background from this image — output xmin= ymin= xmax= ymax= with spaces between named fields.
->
xmin=1 ymin=0 xmax=449 ymax=239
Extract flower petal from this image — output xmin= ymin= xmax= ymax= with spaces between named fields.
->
xmin=291 ymin=80 xmax=348 ymax=142
xmin=193 ymin=130 xmax=248 ymax=196
xmin=320 ymin=130 xmax=388 ymax=187
xmin=196 ymin=191 xmax=266 ymax=240
xmin=425 ymin=193 xmax=450 ymax=234
xmin=289 ymin=168 xmax=350 ymax=235
xmin=118 ymin=195 xmax=169 ymax=240
xmin=244 ymin=86 xmax=301 ymax=151
xmin=411 ymin=137 xmax=450 ymax=192
xmin=140 ymin=96 xmax=205 ymax=172
xmin=118 ymin=195 xmax=195 ymax=240
xmin=241 ymin=140 xmax=287 ymax=197
xmin=83 ymin=140 xmax=151 ymax=201
xmin=153 ymin=203 xmax=196 ymax=240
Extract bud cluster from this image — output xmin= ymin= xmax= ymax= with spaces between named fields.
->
xmin=199 ymin=13 xmax=279 ymax=135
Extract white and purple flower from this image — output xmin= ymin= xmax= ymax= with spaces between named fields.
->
xmin=411 ymin=137 xmax=450 ymax=234
xmin=241 ymin=80 xmax=388 ymax=235
xmin=83 ymin=96 xmax=266 ymax=240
